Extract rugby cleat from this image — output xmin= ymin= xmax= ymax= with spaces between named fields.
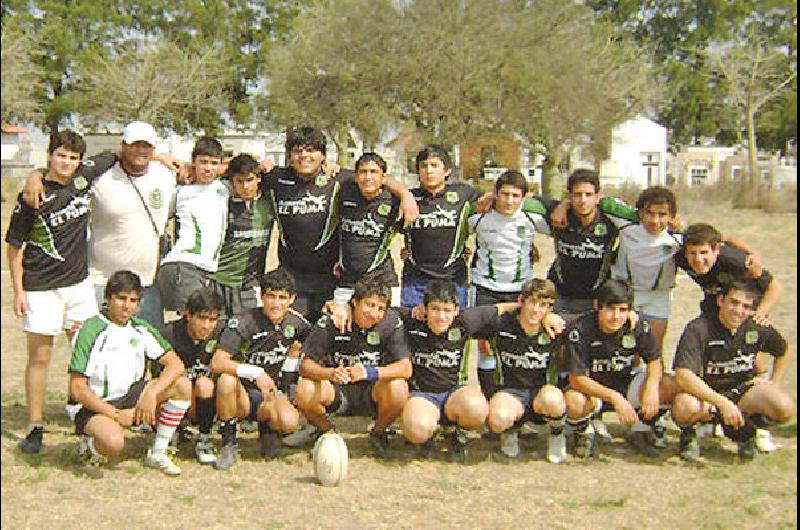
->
xmin=499 ymin=431 xmax=520 ymax=459
xmin=755 ymin=429 xmax=778 ymax=453
xmin=574 ymin=423 xmax=595 ymax=459
xmin=215 ymin=443 xmax=238 ymax=471
xmin=282 ymin=423 xmax=321 ymax=448
xmin=19 ymin=425 xmax=44 ymax=454
xmin=195 ymin=439 xmax=217 ymax=465
xmin=737 ymin=438 xmax=756 ymax=461
xmin=625 ymin=430 xmax=660 ymax=458
xmin=678 ymin=428 xmax=700 ymax=462
xmin=145 ymin=448 xmax=181 ymax=476
xmin=547 ymin=433 xmax=567 ymax=464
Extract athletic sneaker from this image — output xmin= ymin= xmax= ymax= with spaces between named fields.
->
xmin=282 ymin=424 xmax=321 ymax=448
xmin=369 ymin=430 xmax=392 ymax=459
xmin=574 ymin=423 xmax=595 ymax=458
xmin=592 ymin=419 xmax=612 ymax=445
xmin=755 ymin=429 xmax=778 ymax=453
xmin=79 ymin=436 xmax=107 ymax=479
xmin=215 ymin=443 xmax=238 ymax=471
xmin=737 ymin=438 xmax=756 ymax=461
xmin=144 ymin=448 xmax=181 ymax=476
xmin=695 ymin=423 xmax=713 ymax=439
xmin=19 ymin=425 xmax=44 ymax=454
xmin=625 ymin=430 xmax=660 ymax=458
xmin=500 ymin=431 xmax=520 ymax=459
xmin=678 ymin=428 xmax=700 ymax=462
xmin=448 ymin=428 xmax=468 ymax=463
xmin=195 ymin=439 xmax=217 ymax=465
xmin=652 ymin=418 xmax=668 ymax=449
xmin=260 ymin=431 xmax=280 ymax=460
xmin=547 ymin=433 xmax=567 ymax=464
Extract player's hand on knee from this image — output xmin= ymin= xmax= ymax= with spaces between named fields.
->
xmin=256 ymin=373 xmax=277 ymax=399
xmin=718 ymin=399 xmax=744 ymax=429
xmin=135 ymin=391 xmax=158 ymax=425
xmin=117 ymin=408 xmax=135 ymax=428
xmin=612 ymin=395 xmax=638 ymax=426
xmin=347 ymin=364 xmax=367 ymax=383
xmin=639 ymin=392 xmax=659 ymax=421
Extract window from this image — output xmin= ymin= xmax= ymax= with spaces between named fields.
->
xmin=690 ymin=167 xmax=708 ymax=186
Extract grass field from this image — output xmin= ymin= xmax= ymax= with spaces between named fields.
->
xmin=1 ymin=194 xmax=796 ymax=529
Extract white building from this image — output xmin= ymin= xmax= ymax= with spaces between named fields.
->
xmin=599 ymin=116 xmax=668 ymax=188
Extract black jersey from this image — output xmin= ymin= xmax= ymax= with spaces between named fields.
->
xmin=493 ymin=310 xmax=563 ymax=390
xmin=404 ymin=182 xmax=481 ymax=285
xmin=302 ymin=309 xmax=409 ymax=368
xmin=218 ymin=308 xmax=311 ymax=380
xmin=547 ymin=197 xmax=637 ymax=299
xmin=673 ymin=314 xmax=786 ymax=393
xmin=212 ymin=192 xmax=274 ymax=288
xmin=565 ymin=312 xmax=660 ymax=394
xmin=159 ymin=318 xmax=222 ymax=380
xmin=675 ymin=243 xmax=774 ymax=315
xmin=338 ymin=181 xmax=400 ymax=288
xmin=401 ymin=305 xmax=498 ymax=393
xmin=4 ymin=152 xmax=116 ymax=291
xmin=264 ymin=167 xmax=352 ymax=292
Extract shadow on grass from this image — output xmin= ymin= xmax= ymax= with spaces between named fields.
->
xmin=773 ymin=422 xmax=797 ymax=438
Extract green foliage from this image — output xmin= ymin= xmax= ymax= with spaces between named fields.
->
xmin=1 ymin=22 xmax=44 ymax=124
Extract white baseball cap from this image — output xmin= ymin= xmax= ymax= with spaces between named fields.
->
xmin=122 ymin=121 xmax=158 ymax=146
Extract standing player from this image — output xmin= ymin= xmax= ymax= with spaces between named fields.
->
xmin=6 ymin=131 xmax=116 ymax=453
xmin=671 ymin=281 xmax=794 ymax=461
xmin=294 ymin=276 xmax=411 ymax=458
xmin=486 ymin=279 xmax=568 ymax=463
xmin=564 ymin=280 xmax=678 ymax=458
xmin=68 ymin=271 xmax=191 ymax=476
xmin=210 ymin=269 xmax=311 ymax=470
xmin=158 ymin=287 xmax=224 ymax=465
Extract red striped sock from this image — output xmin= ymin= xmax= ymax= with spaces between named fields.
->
xmin=152 ymin=400 xmax=190 ymax=453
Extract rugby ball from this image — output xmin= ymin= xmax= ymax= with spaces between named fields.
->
xmin=313 ymin=431 xmax=349 ymax=486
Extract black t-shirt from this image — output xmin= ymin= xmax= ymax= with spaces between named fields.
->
xmin=404 ymin=182 xmax=481 ymax=285
xmin=263 ymin=167 xmax=352 ymax=291
xmin=159 ymin=317 xmax=222 ymax=379
xmin=302 ymin=309 xmax=409 ymax=368
xmin=673 ymin=314 xmax=786 ymax=393
xmin=401 ymin=305 xmax=498 ymax=393
xmin=493 ymin=310 xmax=563 ymax=390
xmin=565 ymin=312 xmax=660 ymax=394
xmin=676 ymin=243 xmax=774 ymax=315
xmin=218 ymin=308 xmax=311 ymax=380
xmin=5 ymin=152 xmax=116 ymax=291
xmin=338 ymin=181 xmax=400 ymax=288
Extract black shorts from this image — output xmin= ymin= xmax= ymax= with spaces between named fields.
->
xmin=242 ymin=379 xmax=295 ymax=420
xmin=722 ymin=380 xmax=756 ymax=405
xmin=326 ymin=381 xmax=378 ymax=418
xmin=74 ymin=379 xmax=147 ymax=435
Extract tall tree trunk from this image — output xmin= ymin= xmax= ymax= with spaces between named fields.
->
xmin=540 ymin=145 xmax=564 ymax=199
xmin=746 ymin=106 xmax=760 ymax=208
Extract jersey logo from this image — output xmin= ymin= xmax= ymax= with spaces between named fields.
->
xmin=516 ymin=225 xmax=527 ymax=237
xmin=594 ymin=223 xmax=607 ymax=236
xmin=129 ymin=337 xmax=139 ymax=348
xmin=284 ymin=324 xmax=296 ymax=339
xmin=745 ymin=330 xmax=758 ymax=345
xmin=315 ymin=174 xmax=328 ymax=187
xmin=149 ymin=189 xmax=163 ymax=210
xmin=447 ymin=328 xmax=461 ymax=342
xmin=377 ymin=203 xmax=391 ymax=216
xmin=569 ymin=329 xmax=580 ymax=342
xmin=227 ymin=318 xmax=239 ymax=329
xmin=74 ymin=176 xmax=88 ymax=190
xmin=621 ymin=334 xmax=636 ymax=348
xmin=205 ymin=339 xmax=218 ymax=353
xmin=445 ymin=191 xmax=459 ymax=204
xmin=537 ymin=334 xmax=551 ymax=346
xmin=367 ymin=331 xmax=380 ymax=346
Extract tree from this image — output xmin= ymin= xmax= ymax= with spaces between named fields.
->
xmin=1 ymin=23 xmax=44 ymax=124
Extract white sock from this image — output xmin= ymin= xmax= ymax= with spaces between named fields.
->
xmin=152 ymin=400 xmax=190 ymax=453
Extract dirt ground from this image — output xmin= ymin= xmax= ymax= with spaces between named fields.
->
xmin=1 ymin=196 xmax=796 ymax=529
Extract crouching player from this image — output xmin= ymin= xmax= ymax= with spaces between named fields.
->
xmin=295 ymin=276 xmax=411 ymax=458
xmin=564 ymin=279 xmax=678 ymax=458
xmin=68 ymin=271 xmax=191 ymax=476
xmin=158 ymin=287 xmax=223 ymax=465
xmin=671 ymin=281 xmax=794 ymax=462
xmin=210 ymin=269 xmax=311 ymax=470
xmin=486 ymin=279 xmax=568 ymax=463
xmin=400 ymin=280 xmax=513 ymax=462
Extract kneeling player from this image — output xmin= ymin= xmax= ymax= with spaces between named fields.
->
xmin=68 ymin=271 xmax=191 ymax=477
xmin=158 ymin=287 xmax=223 ymax=465
xmin=210 ymin=269 xmax=311 ymax=470
xmin=400 ymin=280 xmax=513 ymax=462
xmin=564 ymin=280 xmax=678 ymax=458
xmin=295 ymin=276 xmax=411 ymax=458
xmin=671 ymin=281 xmax=794 ymax=462
xmin=486 ymin=279 xmax=568 ymax=463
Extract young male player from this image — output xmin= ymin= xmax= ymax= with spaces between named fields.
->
xmin=68 ymin=271 xmax=191 ymax=476
xmin=294 ymin=275 xmax=411 ymax=458
xmin=671 ymin=281 xmax=794 ymax=461
xmin=564 ymin=279 xmax=678 ymax=459
xmin=210 ymin=268 xmax=311 ymax=470
xmin=6 ymin=130 xmax=116 ymax=453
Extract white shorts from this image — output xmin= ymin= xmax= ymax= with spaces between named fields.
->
xmin=23 ymin=277 xmax=98 ymax=336
xmin=633 ymin=289 xmax=671 ymax=320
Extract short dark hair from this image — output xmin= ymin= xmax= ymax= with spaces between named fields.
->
xmin=225 ymin=153 xmax=260 ymax=179
xmin=415 ymin=144 xmax=452 ymax=172
xmin=423 ymin=280 xmax=459 ymax=306
xmin=352 ymin=274 xmax=391 ymax=304
xmin=567 ymin=169 xmax=600 ymax=193
xmin=260 ymin=268 xmax=296 ymax=295
xmin=495 ymin=170 xmax=527 ymax=194
xmin=519 ymin=278 xmax=557 ymax=304
xmin=721 ymin=279 xmax=760 ymax=304
xmin=185 ymin=287 xmax=223 ymax=315
xmin=684 ymin=223 xmax=722 ymax=247
xmin=286 ymin=126 xmax=326 ymax=156
xmin=595 ymin=279 xmax=633 ymax=307
xmin=104 ymin=270 xmax=142 ymax=299
xmin=636 ymin=186 xmax=677 ymax=216
xmin=48 ymin=130 xmax=86 ymax=157
xmin=355 ymin=152 xmax=387 ymax=173
xmin=191 ymin=136 xmax=223 ymax=160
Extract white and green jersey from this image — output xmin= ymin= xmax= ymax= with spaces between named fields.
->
xmin=69 ymin=314 xmax=171 ymax=402
xmin=612 ymin=224 xmax=683 ymax=292
xmin=468 ymin=200 xmax=551 ymax=293
xmin=161 ymin=179 xmax=229 ymax=273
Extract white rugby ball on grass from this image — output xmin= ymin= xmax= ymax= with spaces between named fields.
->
xmin=313 ymin=431 xmax=348 ymax=486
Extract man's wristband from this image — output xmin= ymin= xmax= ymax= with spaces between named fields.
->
xmin=236 ymin=363 xmax=265 ymax=380
xmin=365 ymin=366 xmax=379 ymax=380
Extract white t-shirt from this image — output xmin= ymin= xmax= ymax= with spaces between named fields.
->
xmin=89 ymin=162 xmax=176 ymax=286
xmin=611 ymin=223 xmax=683 ymax=291
xmin=161 ymin=180 xmax=229 ymax=272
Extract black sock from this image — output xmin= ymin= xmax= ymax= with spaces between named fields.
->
xmin=750 ymin=414 xmax=777 ymax=429
xmin=221 ymin=419 xmax=238 ymax=446
xmin=258 ymin=421 xmax=273 ymax=436
xmin=195 ymin=397 xmax=215 ymax=436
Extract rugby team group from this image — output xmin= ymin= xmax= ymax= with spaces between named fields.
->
xmin=6 ymin=120 xmax=794 ymax=477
